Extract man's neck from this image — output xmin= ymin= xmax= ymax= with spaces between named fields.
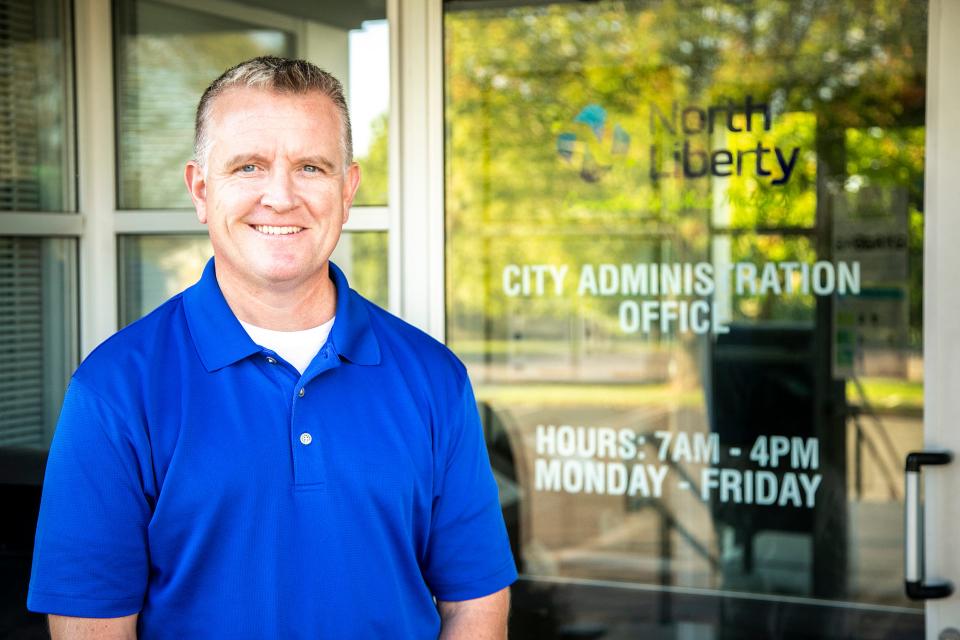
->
xmin=215 ymin=262 xmax=337 ymax=331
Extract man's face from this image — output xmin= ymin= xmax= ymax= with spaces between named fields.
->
xmin=185 ymin=87 xmax=360 ymax=291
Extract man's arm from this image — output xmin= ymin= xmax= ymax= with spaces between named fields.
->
xmin=48 ymin=614 xmax=138 ymax=640
xmin=437 ymin=587 xmax=510 ymax=640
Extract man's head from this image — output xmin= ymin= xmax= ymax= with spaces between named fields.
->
xmin=194 ymin=56 xmax=354 ymax=171
xmin=184 ymin=56 xmax=361 ymax=296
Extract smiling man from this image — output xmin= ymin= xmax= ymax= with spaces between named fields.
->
xmin=27 ymin=57 xmax=516 ymax=639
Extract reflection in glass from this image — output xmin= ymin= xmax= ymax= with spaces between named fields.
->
xmin=330 ymin=231 xmax=388 ymax=309
xmin=118 ymin=232 xmax=388 ymax=325
xmin=445 ymin=1 xmax=926 ymax=636
xmin=117 ymin=234 xmax=213 ymax=325
xmin=0 ymin=0 xmax=73 ymax=212
xmin=114 ymin=0 xmax=294 ymax=209
xmin=349 ymin=19 xmax=389 ymax=206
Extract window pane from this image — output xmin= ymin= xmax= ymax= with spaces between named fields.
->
xmin=119 ymin=232 xmax=388 ymax=324
xmin=117 ymin=234 xmax=213 ymax=326
xmin=114 ymin=0 xmax=390 ymax=210
xmin=0 ymin=0 xmax=73 ymax=212
xmin=0 ymin=236 xmax=77 ymax=449
xmin=330 ymin=231 xmax=388 ymax=308
xmin=114 ymin=0 xmax=295 ymax=209
xmin=349 ymin=19 xmax=389 ymax=206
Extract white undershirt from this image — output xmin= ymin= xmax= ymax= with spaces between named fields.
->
xmin=239 ymin=317 xmax=335 ymax=375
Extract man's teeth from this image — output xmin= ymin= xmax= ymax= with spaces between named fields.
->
xmin=254 ymin=225 xmax=303 ymax=235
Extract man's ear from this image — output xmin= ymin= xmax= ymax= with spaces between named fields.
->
xmin=340 ymin=162 xmax=361 ymax=225
xmin=184 ymin=161 xmax=209 ymax=224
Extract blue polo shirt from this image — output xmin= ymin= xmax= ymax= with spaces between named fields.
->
xmin=28 ymin=259 xmax=516 ymax=639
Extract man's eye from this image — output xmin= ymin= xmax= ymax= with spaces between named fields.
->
xmin=303 ymin=165 xmax=320 ymax=173
xmin=238 ymin=164 xmax=256 ymax=173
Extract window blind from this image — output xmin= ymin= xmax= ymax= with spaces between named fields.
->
xmin=0 ymin=237 xmax=45 ymax=447
xmin=0 ymin=0 xmax=43 ymax=211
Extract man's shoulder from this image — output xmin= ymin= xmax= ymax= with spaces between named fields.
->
xmin=73 ymin=293 xmax=190 ymax=388
xmin=358 ymin=295 xmax=468 ymax=386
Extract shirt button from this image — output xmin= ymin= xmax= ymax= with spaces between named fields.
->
xmin=299 ymin=432 xmax=313 ymax=446
xmin=298 ymin=388 xmax=305 ymax=398
xmin=266 ymin=356 xmax=277 ymax=364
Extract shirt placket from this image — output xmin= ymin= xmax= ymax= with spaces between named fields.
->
xmin=289 ymin=344 xmax=340 ymax=486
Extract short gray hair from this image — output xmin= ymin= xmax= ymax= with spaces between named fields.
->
xmin=194 ymin=56 xmax=353 ymax=170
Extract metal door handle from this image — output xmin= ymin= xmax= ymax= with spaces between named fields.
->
xmin=905 ymin=451 xmax=953 ymax=600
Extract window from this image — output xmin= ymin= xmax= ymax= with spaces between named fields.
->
xmin=0 ymin=0 xmax=77 ymax=444
xmin=114 ymin=0 xmax=295 ymax=209
xmin=0 ymin=237 xmax=77 ymax=448
xmin=0 ymin=0 xmax=74 ymax=212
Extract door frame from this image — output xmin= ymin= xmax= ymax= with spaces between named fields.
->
xmin=394 ymin=0 xmax=446 ymax=340
xmin=923 ymin=0 xmax=960 ymax=633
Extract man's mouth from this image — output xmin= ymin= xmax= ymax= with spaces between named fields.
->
xmin=252 ymin=225 xmax=305 ymax=236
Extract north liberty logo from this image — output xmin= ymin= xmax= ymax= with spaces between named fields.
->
xmin=556 ymin=104 xmax=630 ymax=183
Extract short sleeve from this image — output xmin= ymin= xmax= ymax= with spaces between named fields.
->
xmin=421 ymin=377 xmax=518 ymax=601
xmin=27 ymin=378 xmax=152 ymax=617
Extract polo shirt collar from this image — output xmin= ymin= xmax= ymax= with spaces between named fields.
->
xmin=327 ymin=261 xmax=381 ymax=366
xmin=183 ymin=258 xmax=261 ymax=372
xmin=183 ymin=258 xmax=381 ymax=372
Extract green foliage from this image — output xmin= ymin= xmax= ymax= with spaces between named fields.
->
xmin=354 ymin=112 xmax=389 ymax=206
xmin=344 ymin=232 xmax=388 ymax=308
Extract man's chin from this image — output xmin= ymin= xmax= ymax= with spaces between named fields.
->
xmin=251 ymin=262 xmax=327 ymax=288
xmin=213 ymin=252 xmax=328 ymax=291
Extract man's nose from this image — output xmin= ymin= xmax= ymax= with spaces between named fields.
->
xmin=260 ymin=170 xmax=298 ymax=213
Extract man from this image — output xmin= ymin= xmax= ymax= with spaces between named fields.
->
xmin=28 ymin=57 xmax=516 ymax=639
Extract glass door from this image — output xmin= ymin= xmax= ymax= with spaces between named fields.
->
xmin=443 ymin=0 xmax=931 ymax=636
